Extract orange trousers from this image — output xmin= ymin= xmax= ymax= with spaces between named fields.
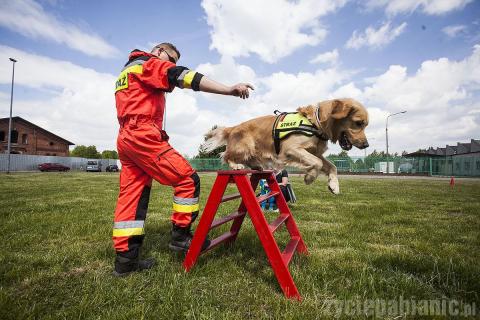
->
xmin=112 ymin=116 xmax=200 ymax=254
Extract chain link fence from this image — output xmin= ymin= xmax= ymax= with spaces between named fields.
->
xmin=188 ymin=155 xmax=480 ymax=177
xmin=3 ymin=154 xmax=479 ymax=177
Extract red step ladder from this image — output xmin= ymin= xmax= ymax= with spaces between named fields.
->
xmin=183 ymin=170 xmax=308 ymax=300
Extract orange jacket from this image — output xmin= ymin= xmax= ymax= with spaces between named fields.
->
xmin=114 ymin=50 xmax=203 ymax=129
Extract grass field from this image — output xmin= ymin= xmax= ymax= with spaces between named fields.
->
xmin=0 ymin=172 xmax=479 ymax=319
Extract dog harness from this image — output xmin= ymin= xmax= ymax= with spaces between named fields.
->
xmin=272 ymin=111 xmax=329 ymax=154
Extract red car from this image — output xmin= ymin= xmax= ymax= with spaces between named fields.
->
xmin=38 ymin=163 xmax=70 ymax=172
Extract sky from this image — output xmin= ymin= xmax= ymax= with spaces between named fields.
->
xmin=0 ymin=0 xmax=479 ymax=157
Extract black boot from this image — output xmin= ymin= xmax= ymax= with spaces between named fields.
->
xmin=168 ymin=223 xmax=211 ymax=252
xmin=113 ymin=251 xmax=155 ymax=277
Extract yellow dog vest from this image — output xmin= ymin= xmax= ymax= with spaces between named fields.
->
xmin=272 ymin=112 xmax=327 ymax=154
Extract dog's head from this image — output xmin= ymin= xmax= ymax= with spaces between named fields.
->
xmin=297 ymin=98 xmax=369 ymax=151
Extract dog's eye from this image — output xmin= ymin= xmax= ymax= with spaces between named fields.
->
xmin=355 ymin=121 xmax=364 ymax=127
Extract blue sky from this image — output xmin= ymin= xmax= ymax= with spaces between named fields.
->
xmin=0 ymin=0 xmax=479 ymax=157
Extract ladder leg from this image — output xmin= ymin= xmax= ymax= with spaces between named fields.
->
xmin=227 ymin=174 xmax=261 ymax=244
xmin=183 ymin=175 xmax=229 ymax=271
xmin=234 ymin=175 xmax=301 ymax=300
xmin=266 ymin=175 xmax=308 ymax=254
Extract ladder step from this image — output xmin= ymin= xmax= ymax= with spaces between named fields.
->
xmin=282 ymin=237 xmax=300 ymax=266
xmin=221 ymin=193 xmax=242 ymax=203
xmin=202 ymin=231 xmax=236 ymax=253
xmin=268 ymin=214 xmax=290 ymax=233
xmin=256 ymin=191 xmax=280 ymax=203
xmin=210 ymin=211 xmax=246 ymax=229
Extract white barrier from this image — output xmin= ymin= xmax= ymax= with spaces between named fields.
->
xmin=0 ymin=154 xmax=120 ymax=172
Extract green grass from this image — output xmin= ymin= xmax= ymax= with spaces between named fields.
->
xmin=0 ymin=172 xmax=479 ymax=319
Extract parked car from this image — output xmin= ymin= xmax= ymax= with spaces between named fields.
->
xmin=106 ymin=164 xmax=119 ymax=172
xmin=86 ymin=160 xmax=102 ymax=172
xmin=38 ymin=163 xmax=70 ymax=172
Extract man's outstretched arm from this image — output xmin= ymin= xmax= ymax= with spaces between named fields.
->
xmin=167 ymin=66 xmax=254 ymax=99
xmin=199 ymin=77 xmax=254 ymax=99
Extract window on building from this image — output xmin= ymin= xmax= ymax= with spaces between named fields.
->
xmin=476 ymin=161 xmax=480 ymax=170
xmin=455 ymin=162 xmax=460 ymax=171
xmin=49 ymin=142 xmax=54 ymax=146
xmin=0 ymin=131 xmax=4 ymax=141
xmin=22 ymin=134 xmax=28 ymax=144
xmin=464 ymin=161 xmax=470 ymax=171
xmin=10 ymin=130 xmax=18 ymax=143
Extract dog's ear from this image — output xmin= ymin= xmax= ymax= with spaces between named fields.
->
xmin=330 ymin=99 xmax=353 ymax=120
xmin=296 ymin=105 xmax=316 ymax=123
xmin=317 ymin=99 xmax=352 ymax=139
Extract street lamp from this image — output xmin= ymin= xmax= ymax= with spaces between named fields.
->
xmin=386 ymin=110 xmax=407 ymax=174
xmin=7 ymin=57 xmax=17 ymax=174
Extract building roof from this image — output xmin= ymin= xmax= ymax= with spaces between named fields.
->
xmin=406 ymin=139 xmax=479 ymax=157
xmin=0 ymin=116 xmax=75 ymax=145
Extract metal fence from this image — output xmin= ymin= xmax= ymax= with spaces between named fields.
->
xmin=0 ymin=154 xmax=119 ymax=172
xmin=3 ymin=154 xmax=479 ymax=177
xmin=188 ymin=155 xmax=480 ymax=177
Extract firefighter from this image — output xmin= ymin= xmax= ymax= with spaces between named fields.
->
xmin=113 ymin=43 xmax=253 ymax=276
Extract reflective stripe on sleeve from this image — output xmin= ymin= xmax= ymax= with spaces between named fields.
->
xmin=182 ymin=71 xmax=196 ymax=89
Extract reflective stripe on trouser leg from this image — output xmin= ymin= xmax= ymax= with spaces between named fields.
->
xmin=113 ymin=184 xmax=151 ymax=255
xmin=171 ymin=172 xmax=200 ymax=227
xmin=112 ymin=157 xmax=152 ymax=254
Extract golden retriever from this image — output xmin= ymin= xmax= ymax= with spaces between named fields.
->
xmin=203 ymin=98 xmax=369 ymax=194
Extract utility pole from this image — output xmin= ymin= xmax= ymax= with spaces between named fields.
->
xmin=7 ymin=58 xmax=17 ymax=174
xmin=386 ymin=111 xmax=407 ymax=174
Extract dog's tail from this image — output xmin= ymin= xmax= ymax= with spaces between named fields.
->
xmin=203 ymin=126 xmax=230 ymax=152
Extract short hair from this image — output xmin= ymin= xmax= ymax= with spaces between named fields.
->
xmin=152 ymin=42 xmax=180 ymax=60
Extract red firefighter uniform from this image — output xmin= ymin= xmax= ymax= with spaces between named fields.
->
xmin=112 ymin=50 xmax=204 ymax=253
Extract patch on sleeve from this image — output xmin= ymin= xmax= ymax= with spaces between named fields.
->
xmin=115 ymin=64 xmax=143 ymax=92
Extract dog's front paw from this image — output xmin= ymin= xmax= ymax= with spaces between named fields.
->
xmin=328 ymin=177 xmax=340 ymax=194
xmin=229 ymin=163 xmax=245 ymax=170
xmin=304 ymin=174 xmax=315 ymax=185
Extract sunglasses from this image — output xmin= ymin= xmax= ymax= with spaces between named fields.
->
xmin=159 ymin=48 xmax=177 ymax=64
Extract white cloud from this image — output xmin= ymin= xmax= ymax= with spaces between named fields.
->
xmin=442 ymin=24 xmax=468 ymax=38
xmin=365 ymin=0 xmax=473 ymax=16
xmin=356 ymin=45 xmax=480 ymax=154
xmin=0 ymin=45 xmax=244 ymax=157
xmin=171 ymin=45 xmax=480 ymax=156
xmin=309 ymin=49 xmax=339 ymax=65
xmin=201 ymin=0 xmax=347 ymax=63
xmin=1 ymin=41 xmax=479 ymax=158
xmin=197 ymin=55 xmax=257 ymax=87
xmin=346 ymin=21 xmax=407 ymax=50
xmin=0 ymin=45 xmax=117 ymax=150
xmin=0 ymin=0 xmax=119 ymax=58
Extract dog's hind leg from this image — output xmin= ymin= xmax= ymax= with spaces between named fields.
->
xmin=246 ymin=158 xmax=264 ymax=171
xmin=283 ymin=149 xmax=323 ymax=185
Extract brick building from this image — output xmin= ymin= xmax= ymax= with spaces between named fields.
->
xmin=0 ymin=117 xmax=74 ymax=156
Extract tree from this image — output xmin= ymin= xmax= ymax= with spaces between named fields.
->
xmin=101 ymin=150 xmax=119 ymax=159
xmin=70 ymin=145 xmax=101 ymax=158
xmin=195 ymin=125 xmax=226 ymax=158
xmin=337 ymin=150 xmax=349 ymax=157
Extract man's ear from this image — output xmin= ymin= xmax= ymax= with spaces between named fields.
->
xmin=296 ymin=105 xmax=316 ymax=123
xmin=330 ymin=99 xmax=353 ymax=119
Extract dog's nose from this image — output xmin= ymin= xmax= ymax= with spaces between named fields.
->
xmin=359 ymin=141 xmax=369 ymax=149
